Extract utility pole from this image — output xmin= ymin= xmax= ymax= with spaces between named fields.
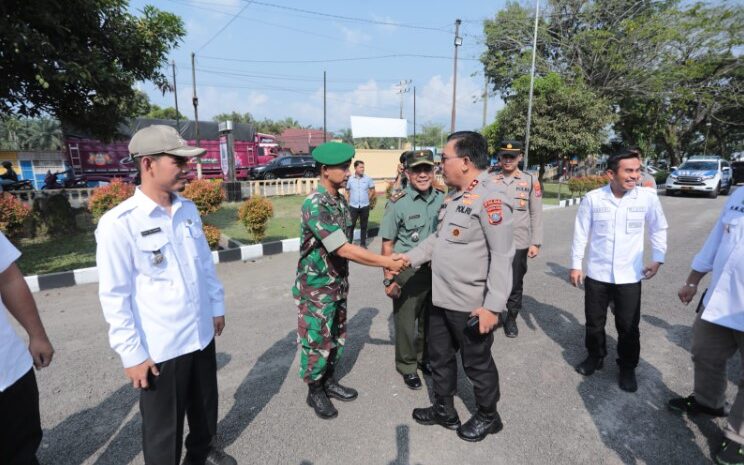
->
xmin=171 ymin=60 xmax=180 ymax=132
xmin=395 ymin=79 xmax=411 ymax=149
xmin=450 ymin=18 xmax=462 ymax=134
xmin=524 ymin=0 xmax=540 ymax=172
xmin=191 ymin=52 xmax=202 ymax=179
xmin=323 ymin=70 xmax=327 ymax=143
xmin=413 ymin=86 xmax=417 ymax=150
xmin=482 ymin=77 xmax=488 ymax=129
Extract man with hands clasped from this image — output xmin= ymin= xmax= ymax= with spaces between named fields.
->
xmin=570 ymin=149 xmax=668 ymax=393
xmin=401 ymin=131 xmax=515 ymax=442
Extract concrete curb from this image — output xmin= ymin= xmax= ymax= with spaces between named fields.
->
xmin=25 ymin=227 xmax=380 ymax=293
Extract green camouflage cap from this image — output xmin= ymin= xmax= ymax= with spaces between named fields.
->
xmin=405 ymin=149 xmax=435 ymax=168
xmin=312 ymin=142 xmax=355 ymax=166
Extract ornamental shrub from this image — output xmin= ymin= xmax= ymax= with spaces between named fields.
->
xmin=0 ymin=193 xmax=31 ymax=238
xmin=182 ymin=179 xmax=224 ymax=216
xmin=238 ymin=196 xmax=274 ymax=243
xmin=202 ymin=223 xmax=221 ymax=250
xmin=88 ymin=179 xmax=135 ymax=223
xmin=33 ymin=193 xmax=76 ymax=236
xmin=567 ymin=175 xmax=609 ymax=196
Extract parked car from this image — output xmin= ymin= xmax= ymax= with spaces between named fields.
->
xmin=732 ymin=160 xmax=744 ymax=185
xmin=249 ymin=155 xmax=318 ymax=180
xmin=665 ymin=155 xmax=733 ymax=198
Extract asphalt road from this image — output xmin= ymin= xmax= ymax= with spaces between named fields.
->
xmin=26 ymin=189 xmax=739 ymax=465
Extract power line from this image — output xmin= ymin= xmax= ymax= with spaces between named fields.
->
xmin=197 ymin=0 xmax=253 ymax=52
xmin=198 ymin=53 xmax=482 ymax=64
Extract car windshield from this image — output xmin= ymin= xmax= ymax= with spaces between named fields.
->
xmin=679 ymin=162 xmax=718 ymax=171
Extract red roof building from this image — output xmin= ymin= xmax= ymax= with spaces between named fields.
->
xmin=279 ymin=128 xmax=333 ymax=155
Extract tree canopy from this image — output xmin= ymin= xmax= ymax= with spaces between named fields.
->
xmin=212 ymin=112 xmax=312 ymax=135
xmin=0 ymin=0 xmax=185 ymax=140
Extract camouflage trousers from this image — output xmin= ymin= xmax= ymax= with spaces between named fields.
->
xmin=296 ymin=297 xmax=347 ymax=382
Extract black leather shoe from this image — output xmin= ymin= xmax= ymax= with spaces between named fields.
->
xmin=575 ymin=356 xmax=604 ymax=376
xmin=503 ymin=315 xmax=518 ymax=338
xmin=183 ymin=449 xmax=237 ymax=465
xmin=412 ymin=401 xmax=461 ymax=430
xmin=307 ymin=382 xmax=338 ymax=419
xmin=403 ymin=373 xmax=422 ymax=390
xmin=324 ymin=376 xmax=358 ymax=401
xmin=456 ymin=411 xmax=504 ymax=442
xmin=668 ymin=394 xmax=726 ymax=417
xmin=618 ymin=368 xmax=638 ymax=392
xmin=418 ymin=361 xmax=432 ymax=376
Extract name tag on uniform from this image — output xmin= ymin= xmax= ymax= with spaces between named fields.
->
xmin=141 ymin=227 xmax=162 ymax=237
xmin=456 ymin=205 xmax=472 ymax=215
xmin=407 ymin=214 xmax=421 ymax=220
xmin=626 ymin=219 xmax=643 ymax=234
xmin=628 ymin=206 xmax=646 ymax=213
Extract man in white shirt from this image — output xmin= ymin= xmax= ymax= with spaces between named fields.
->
xmin=569 ymin=150 xmax=668 ymax=392
xmin=96 ymin=125 xmax=235 ymax=465
xmin=0 ymin=232 xmax=54 ymax=465
xmin=669 ymin=186 xmax=744 ymax=465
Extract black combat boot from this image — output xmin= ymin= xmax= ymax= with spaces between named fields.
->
xmin=323 ymin=364 xmax=358 ymax=401
xmin=456 ymin=410 xmax=504 ymax=442
xmin=307 ymin=381 xmax=338 ymax=419
xmin=412 ymin=397 xmax=461 ymax=430
xmin=575 ymin=355 xmax=604 ymax=376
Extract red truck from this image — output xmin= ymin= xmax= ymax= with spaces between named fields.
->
xmin=64 ymin=118 xmax=279 ymax=182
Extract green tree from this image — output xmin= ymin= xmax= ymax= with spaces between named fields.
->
xmin=212 ymin=112 xmax=255 ymax=124
xmin=25 ymin=118 xmax=63 ymax=150
xmin=411 ymin=122 xmax=446 ymax=148
xmin=336 ymin=128 xmax=354 ymax=145
xmin=1 ymin=0 xmax=185 ymax=140
xmin=485 ymin=73 xmax=615 ymax=182
xmin=145 ymin=105 xmax=184 ymax=120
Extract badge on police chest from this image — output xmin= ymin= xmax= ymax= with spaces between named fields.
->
xmin=411 ymin=231 xmax=420 ymax=242
xmin=151 ymin=249 xmax=164 ymax=265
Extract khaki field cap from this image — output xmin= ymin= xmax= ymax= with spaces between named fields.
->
xmin=129 ymin=125 xmax=207 ymax=158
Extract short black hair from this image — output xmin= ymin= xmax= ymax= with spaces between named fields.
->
xmin=447 ymin=131 xmax=489 ymax=170
xmin=607 ymin=150 xmax=641 ymax=173
xmin=353 ymin=160 xmax=364 ymax=168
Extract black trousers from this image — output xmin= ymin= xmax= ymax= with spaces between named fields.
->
xmin=584 ymin=277 xmax=642 ymax=369
xmin=506 ymin=248 xmax=529 ymax=316
xmin=349 ymin=206 xmax=370 ymax=246
xmin=141 ymin=340 xmax=218 ymax=465
xmin=428 ymin=306 xmax=500 ymax=415
xmin=0 ymin=369 xmax=41 ymax=465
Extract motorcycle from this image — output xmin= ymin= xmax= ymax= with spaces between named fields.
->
xmin=43 ymin=169 xmax=88 ymax=189
xmin=0 ymin=179 xmax=33 ymax=191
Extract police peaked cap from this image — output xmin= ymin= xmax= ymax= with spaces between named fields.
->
xmin=312 ymin=142 xmax=355 ymax=166
xmin=497 ymin=140 xmax=524 ymax=157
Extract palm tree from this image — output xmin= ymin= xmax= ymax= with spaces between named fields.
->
xmin=24 ymin=118 xmax=63 ymax=150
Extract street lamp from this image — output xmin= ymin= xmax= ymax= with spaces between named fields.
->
xmin=450 ymin=19 xmax=462 ymax=134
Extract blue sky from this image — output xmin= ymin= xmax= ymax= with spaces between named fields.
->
xmin=130 ymin=0 xmax=509 ymax=134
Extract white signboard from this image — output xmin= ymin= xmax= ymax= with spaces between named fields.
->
xmin=350 ymin=116 xmax=408 ymax=138
xmin=219 ymin=135 xmax=229 ymax=176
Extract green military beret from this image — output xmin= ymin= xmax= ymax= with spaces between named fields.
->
xmin=312 ymin=142 xmax=355 ymax=166
xmin=406 ymin=149 xmax=435 ymax=168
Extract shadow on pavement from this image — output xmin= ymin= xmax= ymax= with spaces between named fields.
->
xmin=388 ymin=424 xmax=423 ymax=465
xmin=521 ymin=296 xmax=710 ymax=464
xmin=335 ymin=307 xmax=393 ymax=381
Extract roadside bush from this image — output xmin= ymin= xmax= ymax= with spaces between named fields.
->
xmin=654 ymin=170 xmax=668 ymax=184
xmin=203 ymin=223 xmax=221 ymax=250
xmin=567 ymin=175 xmax=609 ymax=196
xmin=238 ymin=196 xmax=274 ymax=243
xmin=0 ymin=193 xmax=31 ymax=238
xmin=33 ymin=193 xmax=76 ymax=236
xmin=89 ymin=179 xmax=135 ymax=223
xmin=183 ymin=179 xmax=224 ymax=216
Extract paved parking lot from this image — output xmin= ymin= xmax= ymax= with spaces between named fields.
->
xmin=25 ymin=190 xmax=738 ymax=464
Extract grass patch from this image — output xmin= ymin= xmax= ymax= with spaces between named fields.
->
xmin=15 ymin=231 xmax=97 ymax=275
xmin=204 ymin=194 xmax=385 ymax=244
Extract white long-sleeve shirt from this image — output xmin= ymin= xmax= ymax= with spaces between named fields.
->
xmin=96 ymin=188 xmax=225 ymax=368
xmin=692 ymin=187 xmax=744 ymax=331
xmin=0 ymin=232 xmax=33 ymax=391
xmin=571 ymin=184 xmax=668 ymax=284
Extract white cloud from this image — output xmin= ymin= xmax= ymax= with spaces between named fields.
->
xmin=339 ymin=25 xmax=372 ymax=46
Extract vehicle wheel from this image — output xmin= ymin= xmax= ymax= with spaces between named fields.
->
xmin=665 ymin=189 xmax=676 ymax=196
xmin=264 ymin=172 xmax=276 ymax=180
xmin=721 ymin=181 xmax=731 ymax=195
xmin=708 ymin=183 xmax=720 ymax=199
xmin=303 ymin=170 xmax=315 ymax=178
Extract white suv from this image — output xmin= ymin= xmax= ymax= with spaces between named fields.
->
xmin=665 ymin=156 xmax=733 ymax=198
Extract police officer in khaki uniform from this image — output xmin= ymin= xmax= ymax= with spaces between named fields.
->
xmin=381 ymin=150 xmax=444 ymax=390
xmin=403 ymin=131 xmax=515 ymax=442
xmin=492 ymin=141 xmax=543 ymax=337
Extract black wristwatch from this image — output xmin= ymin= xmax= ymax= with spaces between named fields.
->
xmin=383 ymin=278 xmax=394 ymax=287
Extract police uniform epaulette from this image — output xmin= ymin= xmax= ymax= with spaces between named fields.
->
xmin=389 ymin=190 xmax=407 ymax=203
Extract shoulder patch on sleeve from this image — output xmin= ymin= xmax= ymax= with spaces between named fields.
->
xmin=389 ymin=190 xmax=407 ymax=203
xmin=483 ymin=198 xmax=503 ymax=225
xmin=533 ymin=181 xmax=542 ymax=197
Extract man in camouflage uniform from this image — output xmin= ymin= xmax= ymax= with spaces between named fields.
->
xmin=293 ymin=142 xmax=408 ymax=420
xmin=381 ymin=149 xmax=444 ymax=390
xmin=492 ymin=141 xmax=543 ymax=337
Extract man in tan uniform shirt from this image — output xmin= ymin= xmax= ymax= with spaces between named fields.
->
xmin=491 ymin=141 xmax=543 ymax=337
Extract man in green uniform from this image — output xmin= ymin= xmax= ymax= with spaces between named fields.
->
xmin=380 ymin=149 xmax=444 ymax=390
xmin=293 ymin=142 xmax=408 ymax=420
xmin=492 ymin=141 xmax=543 ymax=337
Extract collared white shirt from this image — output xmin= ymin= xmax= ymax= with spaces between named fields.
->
xmin=571 ymin=184 xmax=668 ymax=284
xmin=692 ymin=187 xmax=744 ymax=330
xmin=0 ymin=232 xmax=33 ymax=391
xmin=96 ymin=188 xmax=225 ymax=368
xmin=346 ymin=174 xmax=375 ymax=208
